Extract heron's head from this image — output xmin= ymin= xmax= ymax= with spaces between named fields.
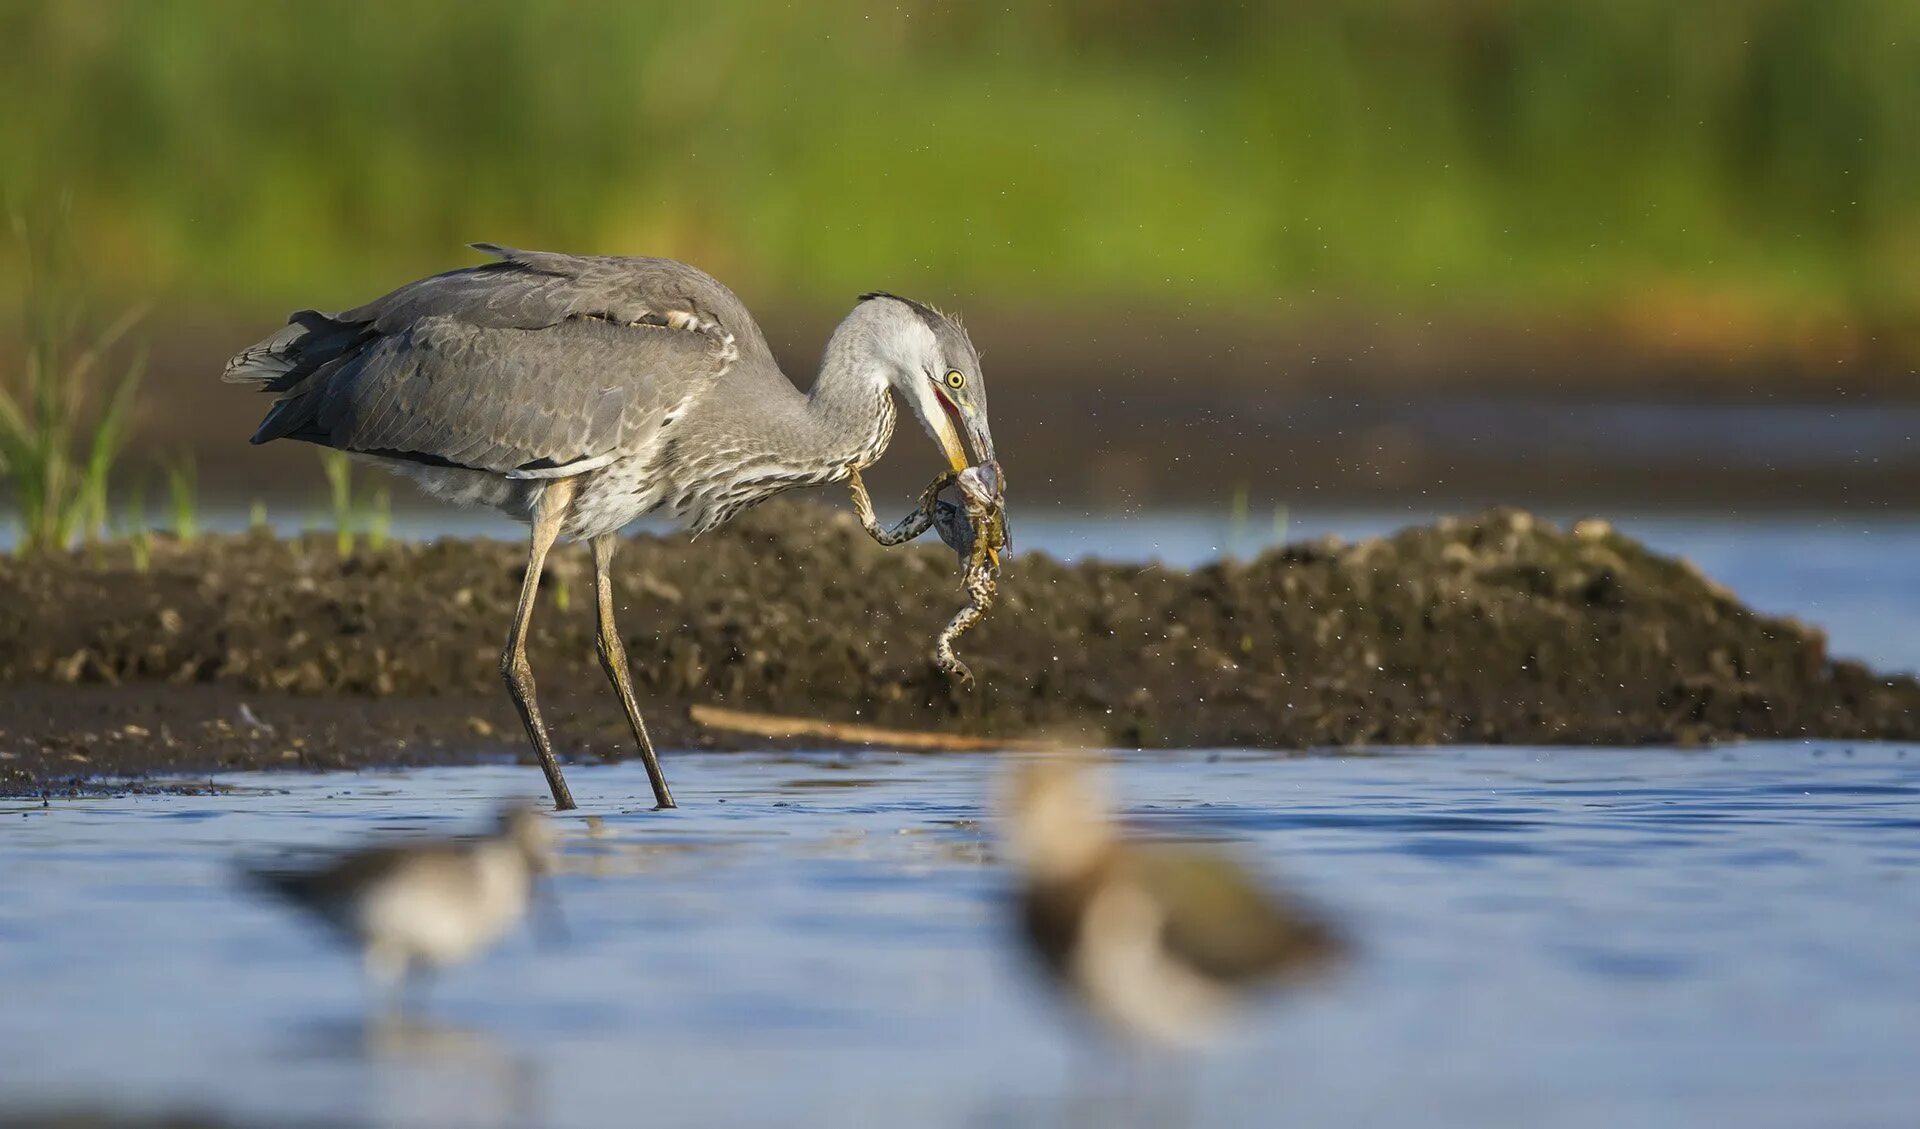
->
xmin=849 ymin=292 xmax=999 ymax=480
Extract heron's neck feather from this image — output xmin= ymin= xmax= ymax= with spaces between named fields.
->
xmin=802 ymin=335 xmax=896 ymax=473
xmin=653 ymin=324 xmax=895 ymax=533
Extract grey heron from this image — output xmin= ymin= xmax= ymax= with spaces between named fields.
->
xmin=225 ymin=244 xmax=1000 ymax=811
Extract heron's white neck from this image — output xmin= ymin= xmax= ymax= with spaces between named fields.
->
xmin=801 ymin=332 xmax=898 ymax=476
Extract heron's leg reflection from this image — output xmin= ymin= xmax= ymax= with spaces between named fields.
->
xmin=848 ymin=468 xmax=955 ymax=545
xmin=503 ymin=479 xmax=577 ymax=811
xmin=590 ymin=533 xmax=675 ymax=810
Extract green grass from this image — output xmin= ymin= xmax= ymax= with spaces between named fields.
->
xmin=0 ymin=206 xmax=146 ymax=553
xmin=319 ymin=450 xmax=356 ymax=556
xmin=110 ymin=477 xmax=152 ymax=572
xmin=2 ymin=2 xmax=1917 ymax=333
xmin=319 ymin=449 xmax=391 ymax=556
xmin=1227 ymin=481 xmax=1251 ymax=561
xmin=164 ymin=453 xmax=197 ymax=542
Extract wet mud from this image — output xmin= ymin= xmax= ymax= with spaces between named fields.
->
xmin=3 ymin=503 xmax=1915 ymax=794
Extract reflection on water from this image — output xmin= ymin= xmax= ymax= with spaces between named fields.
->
xmin=291 ymin=1017 xmax=543 ymax=1129
xmin=4 ymin=745 xmax=1919 ymax=1128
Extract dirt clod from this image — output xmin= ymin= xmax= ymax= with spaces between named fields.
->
xmin=1 ymin=502 xmax=1915 ymax=793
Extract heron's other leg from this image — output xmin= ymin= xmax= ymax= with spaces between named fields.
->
xmin=590 ymin=534 xmax=676 ymax=810
xmin=504 ymin=480 xmax=577 ymax=811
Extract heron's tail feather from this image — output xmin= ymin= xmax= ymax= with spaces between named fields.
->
xmin=222 ymin=310 xmax=364 ymax=390
xmin=222 ymin=325 xmax=305 ymax=386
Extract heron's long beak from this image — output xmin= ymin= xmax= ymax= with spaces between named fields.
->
xmin=942 ymin=404 xmax=1005 ymax=568
xmin=932 ymin=386 xmax=997 ymax=474
xmin=963 ymin=411 xmax=998 ymax=476
xmin=935 ymin=424 xmax=969 ymax=473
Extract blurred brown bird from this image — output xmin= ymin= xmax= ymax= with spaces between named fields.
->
xmin=1001 ymin=756 xmax=1348 ymax=1046
xmin=247 ymin=805 xmax=557 ymax=1005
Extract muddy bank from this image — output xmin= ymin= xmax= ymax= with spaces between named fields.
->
xmin=2 ymin=503 xmax=1916 ymax=793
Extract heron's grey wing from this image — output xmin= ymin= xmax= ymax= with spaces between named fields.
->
xmin=254 ymin=314 xmax=729 ymax=475
xmin=228 ymin=245 xmax=751 ymax=473
xmin=337 ymin=244 xmax=754 ymax=341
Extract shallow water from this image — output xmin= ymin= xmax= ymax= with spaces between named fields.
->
xmin=5 ymin=745 xmax=1919 ymax=1128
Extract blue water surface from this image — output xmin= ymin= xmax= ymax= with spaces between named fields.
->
xmin=4 ymin=745 xmax=1918 ymax=1128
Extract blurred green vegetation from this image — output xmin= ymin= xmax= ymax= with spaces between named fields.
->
xmin=1 ymin=0 xmax=1917 ymax=330
xmin=0 ymin=206 xmax=146 ymax=553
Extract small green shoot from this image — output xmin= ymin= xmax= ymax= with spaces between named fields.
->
xmin=113 ymin=478 xmax=152 ymax=573
xmin=165 ymin=455 xmax=198 ymax=542
xmin=319 ymin=449 xmax=392 ymax=555
xmin=367 ymin=485 xmax=392 ymax=552
xmin=321 ymin=449 xmax=355 ymax=555
xmin=1226 ymin=481 xmax=1250 ymax=560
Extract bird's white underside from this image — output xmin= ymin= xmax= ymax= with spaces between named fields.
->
xmin=1072 ymin=879 xmax=1235 ymax=1047
xmin=348 ymin=842 xmax=534 ymax=986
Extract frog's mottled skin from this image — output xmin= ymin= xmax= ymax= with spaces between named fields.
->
xmin=848 ymin=465 xmax=1008 ymax=683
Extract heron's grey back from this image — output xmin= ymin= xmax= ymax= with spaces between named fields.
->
xmin=224 ymin=245 xmax=775 ymax=476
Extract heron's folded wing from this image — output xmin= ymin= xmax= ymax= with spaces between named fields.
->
xmin=337 ymin=243 xmax=744 ymax=338
xmin=232 ymin=244 xmax=753 ymax=473
xmin=257 ymin=314 xmax=729 ymax=475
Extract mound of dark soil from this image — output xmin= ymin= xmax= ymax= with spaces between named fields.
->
xmin=1 ymin=503 xmax=1914 ymax=792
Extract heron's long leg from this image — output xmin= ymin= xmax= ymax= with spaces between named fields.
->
xmin=848 ymin=468 xmax=955 ymax=545
xmin=590 ymin=534 xmax=675 ymax=810
xmin=504 ymin=480 xmax=577 ymax=811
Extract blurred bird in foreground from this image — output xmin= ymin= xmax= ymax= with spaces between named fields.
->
xmin=1002 ymin=756 xmax=1348 ymax=1047
xmin=247 ymin=805 xmax=557 ymax=1007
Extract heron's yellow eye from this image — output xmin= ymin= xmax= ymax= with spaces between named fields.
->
xmin=944 ymin=370 xmax=966 ymax=390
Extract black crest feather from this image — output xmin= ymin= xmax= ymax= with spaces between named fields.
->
xmin=857 ymin=290 xmax=946 ymax=331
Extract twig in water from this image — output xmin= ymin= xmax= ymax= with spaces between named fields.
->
xmin=688 ymin=704 xmax=1063 ymax=752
